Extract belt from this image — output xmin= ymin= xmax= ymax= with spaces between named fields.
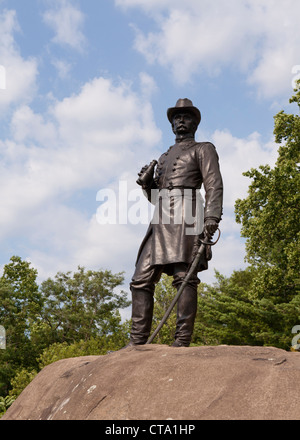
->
xmin=158 ymin=187 xmax=200 ymax=196
xmin=157 ymin=187 xmax=203 ymax=201
xmin=159 ymin=186 xmax=199 ymax=191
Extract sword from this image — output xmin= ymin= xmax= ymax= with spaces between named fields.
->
xmin=146 ymin=228 xmax=221 ymax=345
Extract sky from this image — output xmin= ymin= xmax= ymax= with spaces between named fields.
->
xmin=0 ymin=0 xmax=299 ymax=318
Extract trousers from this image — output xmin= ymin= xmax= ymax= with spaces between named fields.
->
xmin=130 ymin=235 xmax=200 ymax=346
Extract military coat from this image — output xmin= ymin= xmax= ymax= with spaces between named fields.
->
xmin=136 ymin=139 xmax=223 ymax=273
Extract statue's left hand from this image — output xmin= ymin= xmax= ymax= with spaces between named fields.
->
xmin=204 ymin=218 xmax=218 ymax=239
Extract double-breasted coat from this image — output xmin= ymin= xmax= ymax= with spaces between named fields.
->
xmin=136 ymin=138 xmax=223 ymax=274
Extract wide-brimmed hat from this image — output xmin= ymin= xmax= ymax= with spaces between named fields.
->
xmin=167 ymin=98 xmax=201 ymax=126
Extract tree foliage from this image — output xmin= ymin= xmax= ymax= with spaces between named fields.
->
xmin=0 ymin=395 xmax=15 ymax=418
xmin=235 ymin=82 xmax=300 ymax=304
xmin=233 ymin=82 xmax=300 ymax=345
xmin=193 ymin=269 xmax=260 ymax=346
xmin=193 ymin=268 xmax=299 ymax=349
xmin=39 ymin=266 xmax=129 ymax=344
xmin=151 ymin=275 xmax=177 ymax=345
xmin=0 ymin=256 xmax=42 ymax=397
xmin=0 ymin=258 xmax=130 ymax=399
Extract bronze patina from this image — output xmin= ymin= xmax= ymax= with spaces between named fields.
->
xmin=129 ymin=99 xmax=223 ymax=347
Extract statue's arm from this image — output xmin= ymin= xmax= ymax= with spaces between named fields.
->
xmin=199 ymin=142 xmax=223 ymax=235
xmin=142 ymin=180 xmax=158 ymax=205
xmin=137 ymin=162 xmax=158 ymax=204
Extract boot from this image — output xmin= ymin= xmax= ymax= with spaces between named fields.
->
xmin=130 ymin=289 xmax=154 ymax=345
xmin=173 ymin=284 xmax=197 ymax=347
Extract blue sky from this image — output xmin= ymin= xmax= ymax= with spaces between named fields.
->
xmin=0 ymin=0 xmax=299 ymax=316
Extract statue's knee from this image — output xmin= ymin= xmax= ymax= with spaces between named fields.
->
xmin=130 ymin=279 xmax=155 ymax=295
xmin=172 ymin=275 xmax=200 ymax=291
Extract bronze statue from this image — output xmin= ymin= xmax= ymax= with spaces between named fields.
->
xmin=129 ymin=99 xmax=223 ymax=347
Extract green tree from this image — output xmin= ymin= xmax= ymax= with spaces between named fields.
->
xmin=39 ymin=266 xmax=130 ymax=344
xmin=151 ymin=275 xmax=177 ymax=345
xmin=0 ymin=396 xmax=15 ymax=418
xmin=0 ymin=259 xmax=131 ymax=399
xmin=193 ymin=268 xmax=299 ymax=349
xmin=193 ymin=269 xmax=258 ymax=346
xmin=0 ymin=256 xmax=42 ymax=396
xmin=234 ymin=82 xmax=300 ymax=348
xmin=8 ymin=369 xmax=37 ymax=400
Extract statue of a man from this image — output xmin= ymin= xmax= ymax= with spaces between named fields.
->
xmin=129 ymin=99 xmax=223 ymax=347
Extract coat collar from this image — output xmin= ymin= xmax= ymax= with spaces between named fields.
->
xmin=175 ymin=139 xmax=197 ymax=150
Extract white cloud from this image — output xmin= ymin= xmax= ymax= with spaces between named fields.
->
xmin=0 ymin=74 xmax=161 ymax=283
xmin=116 ymin=0 xmax=300 ymax=99
xmin=43 ymin=0 xmax=86 ymax=51
xmin=139 ymin=72 xmax=158 ymax=99
xmin=0 ymin=1 xmax=286 ymax=290
xmin=51 ymin=58 xmax=72 ymax=79
xmin=0 ymin=9 xmax=38 ymax=113
xmin=196 ymin=127 xmax=279 ymax=282
xmin=201 ymin=232 xmax=248 ymax=284
xmin=0 ymin=67 xmax=279 ymax=286
xmin=52 ymin=76 xmax=160 ymax=150
xmin=211 ymin=129 xmax=278 ymax=210
xmin=10 ymin=105 xmax=57 ymax=144
xmin=0 ymin=2 xmax=280 ymax=287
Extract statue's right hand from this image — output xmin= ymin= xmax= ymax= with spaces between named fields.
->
xmin=138 ymin=165 xmax=149 ymax=177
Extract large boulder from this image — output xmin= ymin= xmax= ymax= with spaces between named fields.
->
xmin=2 ymin=344 xmax=299 ymax=420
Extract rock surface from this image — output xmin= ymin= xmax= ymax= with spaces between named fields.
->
xmin=2 ymin=344 xmax=299 ymax=420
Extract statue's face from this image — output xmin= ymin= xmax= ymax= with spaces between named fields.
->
xmin=172 ymin=112 xmax=197 ymax=136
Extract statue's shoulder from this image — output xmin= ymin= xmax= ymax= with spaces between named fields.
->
xmin=195 ymin=141 xmax=215 ymax=147
xmin=194 ymin=141 xmax=216 ymax=152
xmin=194 ymin=142 xmax=220 ymax=163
